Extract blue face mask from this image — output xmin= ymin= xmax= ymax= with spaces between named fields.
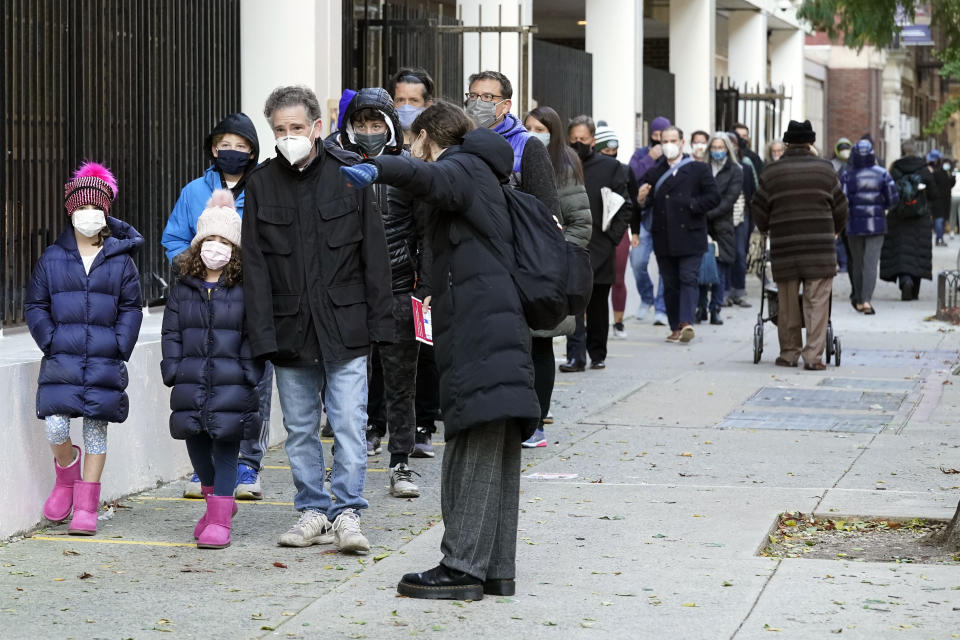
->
xmin=396 ymin=104 xmax=424 ymax=131
xmin=529 ymin=131 xmax=550 ymax=147
xmin=710 ymin=150 xmax=727 ymax=162
xmin=215 ymin=149 xmax=251 ymax=175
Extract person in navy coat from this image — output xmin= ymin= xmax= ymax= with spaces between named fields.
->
xmin=25 ymin=161 xmax=143 ymax=536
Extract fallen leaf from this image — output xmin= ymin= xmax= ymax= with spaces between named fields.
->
xmin=680 ymin=452 xmax=693 ymax=457
xmin=599 ymin=515 xmax=624 ymax=521
xmin=941 ymin=467 xmax=960 ymax=474
xmin=681 ymin=602 xmax=696 ymax=607
xmin=272 ymin=562 xmax=288 ymax=569
xmin=78 ymin=572 xmax=93 ymax=580
xmin=62 ymin=549 xmax=80 ymax=556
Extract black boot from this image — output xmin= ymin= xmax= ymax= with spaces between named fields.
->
xmin=483 ymin=577 xmax=516 ymax=596
xmin=397 ymin=564 xmax=484 ymax=600
xmin=900 ymin=276 xmax=914 ymax=301
xmin=710 ymin=310 xmax=723 ymax=325
xmin=558 ymin=359 xmax=585 ymax=373
xmin=695 ymin=305 xmax=708 ymax=323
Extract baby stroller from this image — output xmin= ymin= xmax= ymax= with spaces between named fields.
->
xmin=751 ymin=233 xmax=840 ymax=366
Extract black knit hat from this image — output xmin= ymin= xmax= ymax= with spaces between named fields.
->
xmin=783 ymin=120 xmax=816 ymax=144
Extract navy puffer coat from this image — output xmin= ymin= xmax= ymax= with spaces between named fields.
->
xmin=161 ymin=276 xmax=264 ymax=441
xmin=841 ymin=140 xmax=898 ymax=236
xmin=25 ymin=218 xmax=144 ymax=422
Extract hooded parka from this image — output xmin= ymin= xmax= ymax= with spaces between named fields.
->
xmin=880 ymin=155 xmax=935 ymax=283
xmin=842 ymin=140 xmax=898 ymax=237
xmin=25 ymin=218 xmax=144 ymax=422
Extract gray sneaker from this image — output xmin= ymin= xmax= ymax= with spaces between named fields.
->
xmin=390 ymin=463 xmax=421 ymax=498
xmin=277 ymin=509 xmax=334 ymax=547
xmin=411 ymin=427 xmax=435 ymax=458
xmin=366 ymin=430 xmax=382 ymax=456
xmin=332 ymin=508 xmax=370 ymax=554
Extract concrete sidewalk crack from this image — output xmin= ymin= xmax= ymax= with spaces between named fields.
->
xmin=729 ymin=558 xmax=782 ymax=640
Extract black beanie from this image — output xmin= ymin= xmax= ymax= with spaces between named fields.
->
xmin=783 ymin=120 xmax=816 ymax=145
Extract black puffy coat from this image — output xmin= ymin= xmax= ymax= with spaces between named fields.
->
xmin=371 ymin=128 xmax=541 ymax=440
xmin=641 ymin=156 xmax=721 ymax=258
xmin=880 ymin=156 xmax=935 ymax=282
xmin=704 ymin=158 xmax=743 ymax=265
xmin=161 ymin=277 xmax=264 ymax=440
xmin=582 ymin=151 xmax=632 ymax=284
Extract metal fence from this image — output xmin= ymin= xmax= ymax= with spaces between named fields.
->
xmin=531 ymin=39 xmax=592 ymax=125
xmin=715 ymin=77 xmax=791 ymax=152
xmin=1 ymin=0 xmax=241 ymax=328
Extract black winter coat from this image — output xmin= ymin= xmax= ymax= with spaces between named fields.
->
xmin=880 ymin=156 xmax=935 ymax=282
xmin=641 ymin=156 xmax=721 ymax=258
xmin=242 ymin=139 xmax=394 ymax=365
xmin=371 ymin=128 xmax=541 ymax=440
xmin=582 ymin=152 xmax=632 ymax=284
xmin=161 ymin=277 xmax=264 ymax=440
xmin=930 ymin=166 xmax=956 ymax=220
xmin=704 ymin=158 xmax=743 ymax=265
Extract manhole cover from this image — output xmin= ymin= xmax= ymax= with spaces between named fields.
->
xmin=745 ymin=387 xmax=906 ymax=412
xmin=718 ymin=410 xmax=893 ymax=433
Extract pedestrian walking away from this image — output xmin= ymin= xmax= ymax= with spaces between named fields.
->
xmin=841 ymin=139 xmax=898 ymax=314
xmin=927 ymin=150 xmax=956 ymax=246
xmin=242 ymin=85 xmax=393 ymax=554
xmin=25 ymin=161 xmax=144 ymax=537
xmin=160 ymin=190 xmax=264 ymax=549
xmin=161 ymin=111 xmax=272 ymax=502
xmin=752 ymin=120 xmax=849 ymax=370
xmin=340 ymin=101 xmax=542 ymax=601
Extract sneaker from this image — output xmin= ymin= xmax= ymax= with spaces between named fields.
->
xmin=679 ymin=324 xmax=695 ymax=342
xmin=321 ymin=419 xmax=333 ymax=438
xmin=332 ymin=508 xmax=370 ymax=554
xmin=366 ymin=430 xmax=382 ymax=456
xmin=665 ymin=330 xmax=681 ymax=343
xmin=183 ymin=474 xmax=203 ymax=499
xmin=277 ymin=509 xmax=334 ymax=547
xmin=543 ymin=411 xmax=554 ymax=425
xmin=390 ymin=463 xmax=421 ymax=498
xmin=612 ymin=322 xmax=627 ymax=339
xmin=235 ymin=463 xmax=263 ymax=500
xmin=732 ymin=297 xmax=752 ymax=308
xmin=522 ymin=428 xmax=547 ymax=448
xmin=411 ymin=427 xmax=436 ymax=458
xmin=653 ymin=312 xmax=668 ymax=326
xmin=634 ymin=304 xmax=650 ymax=322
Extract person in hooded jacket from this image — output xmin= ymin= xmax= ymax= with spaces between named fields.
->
xmin=927 ymin=150 xmax=956 ymax=246
xmin=25 ymin=161 xmax=143 ymax=536
xmin=335 ymin=88 xmax=426 ymax=498
xmin=161 ymin=190 xmax=264 ymax=549
xmin=841 ymin=139 xmax=898 ymax=314
xmin=340 ymin=101 xmax=541 ymax=601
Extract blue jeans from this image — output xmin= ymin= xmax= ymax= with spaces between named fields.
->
xmin=935 ymin=217 xmax=946 ymax=242
xmin=699 ymin=261 xmax=729 ymax=313
xmin=239 ymin=362 xmax=273 ymax=472
xmin=629 ymin=226 xmax=666 ymax=313
xmin=274 ymin=358 xmax=369 ymax=518
xmin=658 ymin=254 xmax=701 ymax=331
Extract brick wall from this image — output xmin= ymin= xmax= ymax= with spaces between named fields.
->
xmin=826 ymin=67 xmax=884 ymax=160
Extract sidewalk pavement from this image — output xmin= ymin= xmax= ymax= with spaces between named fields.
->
xmin=2 ymin=242 xmax=960 ymax=640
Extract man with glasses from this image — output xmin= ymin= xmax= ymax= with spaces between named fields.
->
xmin=464 ymin=70 xmax=560 ymax=217
xmin=162 ymin=112 xmax=274 ymax=504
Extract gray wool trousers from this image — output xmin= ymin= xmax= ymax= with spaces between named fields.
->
xmin=439 ymin=419 xmax=522 ymax=581
xmin=847 ymin=234 xmax=884 ymax=305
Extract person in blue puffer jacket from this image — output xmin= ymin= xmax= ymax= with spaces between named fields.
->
xmin=161 ymin=189 xmax=264 ymax=549
xmin=162 ymin=112 xmax=272 ymax=501
xmin=841 ymin=138 xmax=898 ymax=315
xmin=25 ymin=161 xmax=144 ymax=537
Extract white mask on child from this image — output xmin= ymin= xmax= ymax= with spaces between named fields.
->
xmin=72 ymin=209 xmax=106 ymax=237
xmin=200 ymin=240 xmax=232 ymax=271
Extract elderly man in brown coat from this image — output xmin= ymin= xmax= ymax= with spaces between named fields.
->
xmin=752 ymin=120 xmax=849 ymax=370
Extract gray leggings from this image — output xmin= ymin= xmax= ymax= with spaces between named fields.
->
xmin=45 ymin=416 xmax=108 ymax=455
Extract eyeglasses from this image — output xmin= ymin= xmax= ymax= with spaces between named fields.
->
xmin=465 ymin=92 xmax=503 ymax=103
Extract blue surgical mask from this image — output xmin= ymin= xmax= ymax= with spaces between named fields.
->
xmin=710 ymin=150 xmax=727 ymax=162
xmin=396 ymin=104 xmax=424 ymax=131
xmin=529 ymin=131 xmax=550 ymax=147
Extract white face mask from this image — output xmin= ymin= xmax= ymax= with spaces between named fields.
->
xmin=662 ymin=142 xmax=681 ymax=160
xmin=691 ymin=142 xmax=707 ymax=157
xmin=276 ymin=120 xmax=318 ymax=165
xmin=529 ymin=131 xmax=551 ymax=147
xmin=72 ymin=209 xmax=106 ymax=237
xmin=200 ymin=240 xmax=232 ymax=271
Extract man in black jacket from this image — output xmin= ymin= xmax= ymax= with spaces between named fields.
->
xmin=336 ymin=87 xmax=425 ymax=498
xmin=243 ymin=85 xmax=393 ymax=554
xmin=637 ymin=126 xmax=721 ymax=343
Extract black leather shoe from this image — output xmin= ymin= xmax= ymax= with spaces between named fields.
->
xmin=397 ymin=565 xmax=484 ymax=600
xmin=709 ymin=311 xmax=723 ymax=325
xmin=589 ymin=361 xmax=606 ymax=370
xmin=483 ymin=578 xmax=516 ymax=596
xmin=558 ymin=360 xmax=585 ymax=373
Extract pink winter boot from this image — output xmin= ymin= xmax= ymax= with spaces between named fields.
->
xmin=197 ymin=495 xmax=235 ymax=549
xmin=67 ymin=480 xmax=101 ymax=535
xmin=43 ymin=446 xmax=82 ymax=522
xmin=193 ymin=486 xmax=238 ymax=539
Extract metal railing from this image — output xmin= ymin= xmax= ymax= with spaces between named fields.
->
xmin=2 ymin=0 xmax=241 ymax=328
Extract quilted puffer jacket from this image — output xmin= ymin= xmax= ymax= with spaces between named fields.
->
xmin=842 ymin=139 xmax=898 ymax=236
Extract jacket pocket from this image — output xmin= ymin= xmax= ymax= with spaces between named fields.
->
xmin=257 ymin=206 xmax=294 ymax=254
xmin=328 ymin=284 xmax=369 ymax=349
xmin=272 ymin=294 xmax=302 ymax=359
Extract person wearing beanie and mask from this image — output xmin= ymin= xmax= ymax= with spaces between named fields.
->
xmin=832 ymin=138 xmax=853 ymax=175
xmin=464 ymin=71 xmax=560 ymax=218
xmin=636 ymin=126 xmax=720 ymax=343
xmin=162 ymin=112 xmax=272 ymax=502
xmin=594 ymin=123 xmax=639 ymax=339
xmin=243 ymin=85 xmax=392 ymax=554
xmin=25 ymin=161 xmax=144 ymax=536
xmin=161 ymin=190 xmax=263 ymax=549
xmin=336 ymin=88 xmax=426 ymax=497
xmin=562 ymin=115 xmax=632 ymax=371
xmin=927 ymin=150 xmax=955 ymax=246
xmin=387 ymin=67 xmax=435 ymax=144
xmin=752 ymin=120 xmax=848 ymax=370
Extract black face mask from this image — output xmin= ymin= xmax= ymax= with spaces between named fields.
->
xmin=355 ymin=131 xmax=389 ymax=157
xmin=215 ymin=149 xmax=250 ymax=175
xmin=649 ymin=137 xmax=660 ymax=148
xmin=570 ymin=141 xmax=593 ymax=161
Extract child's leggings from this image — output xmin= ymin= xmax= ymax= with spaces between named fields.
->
xmin=185 ymin=434 xmax=241 ymax=497
xmin=45 ymin=416 xmax=108 ymax=455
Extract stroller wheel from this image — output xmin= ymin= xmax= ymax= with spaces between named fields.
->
xmin=753 ymin=322 xmax=763 ymax=364
xmin=833 ymin=337 xmax=841 ymax=366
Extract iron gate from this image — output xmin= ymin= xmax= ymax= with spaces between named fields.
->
xmin=715 ymin=77 xmax=791 ymax=149
xmin=532 ymin=39 xmax=592 ymax=124
xmin=1 ymin=0 xmax=241 ymax=328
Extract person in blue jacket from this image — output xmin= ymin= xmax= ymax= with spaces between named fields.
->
xmin=161 ymin=189 xmax=264 ymax=549
xmin=25 ymin=161 xmax=144 ymax=537
xmin=162 ymin=112 xmax=272 ymax=502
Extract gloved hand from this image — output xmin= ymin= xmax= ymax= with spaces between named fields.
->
xmin=340 ymin=163 xmax=379 ymax=189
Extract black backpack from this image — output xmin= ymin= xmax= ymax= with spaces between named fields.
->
xmin=474 ymin=187 xmax=593 ymax=330
xmin=894 ymin=171 xmax=927 ymax=217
